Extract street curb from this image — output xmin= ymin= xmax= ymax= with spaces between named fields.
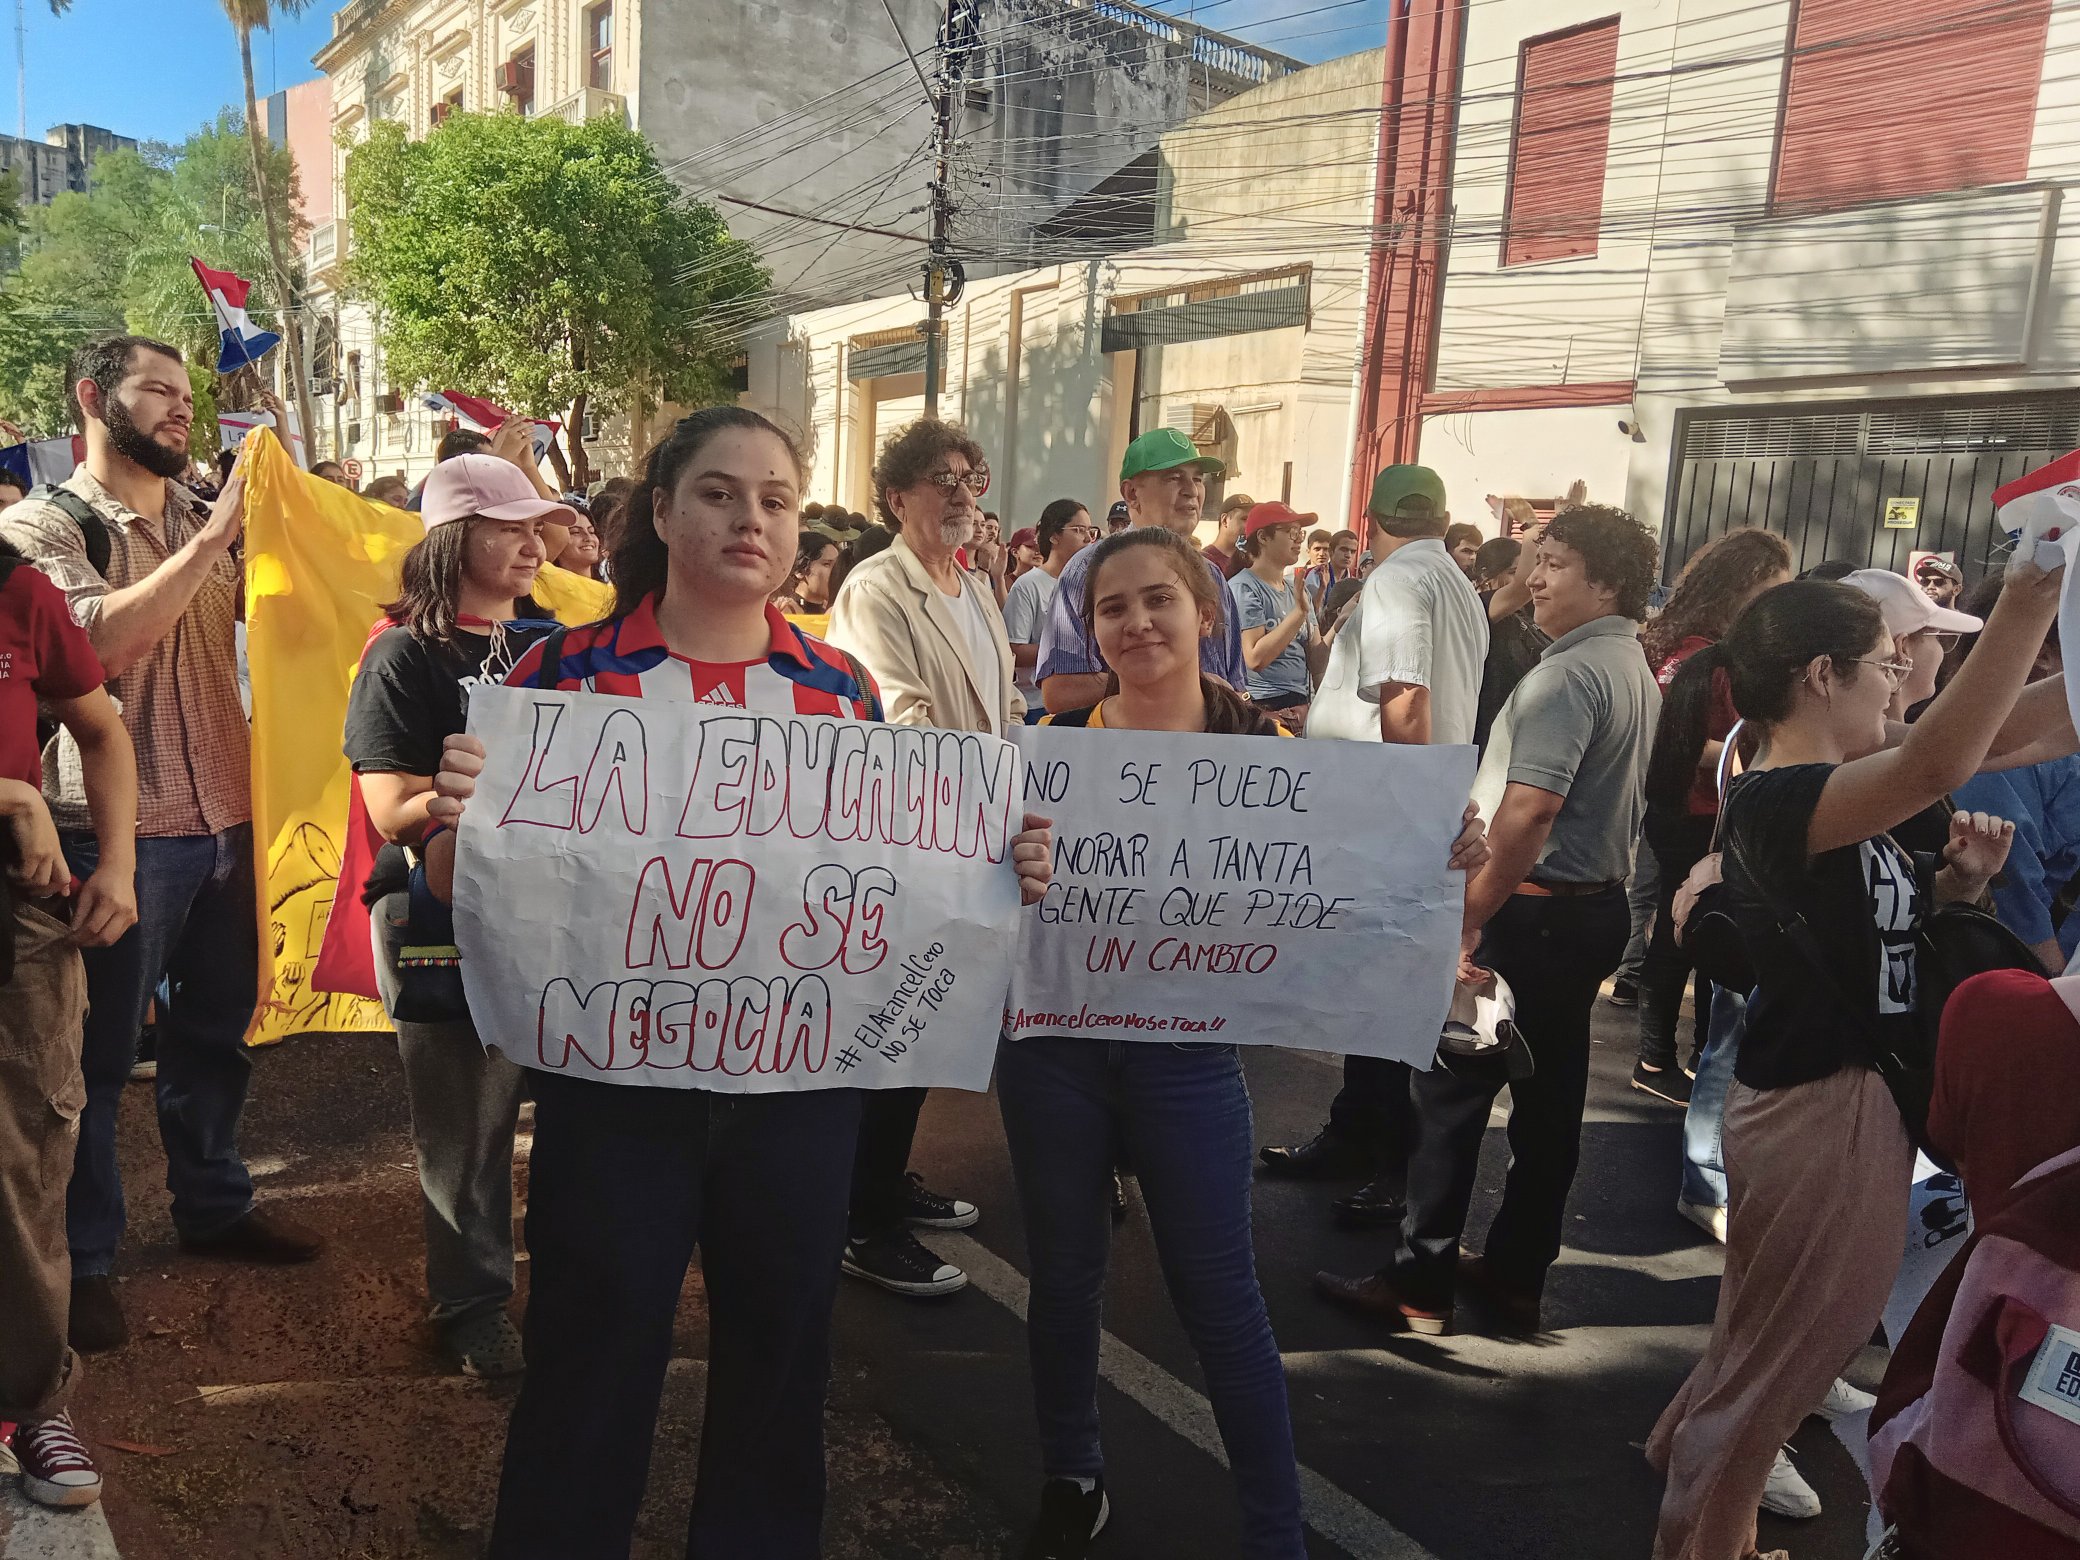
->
xmin=0 ymin=1484 xmax=121 ymax=1560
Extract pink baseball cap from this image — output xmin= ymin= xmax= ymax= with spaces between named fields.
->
xmin=420 ymin=453 xmax=579 ymax=532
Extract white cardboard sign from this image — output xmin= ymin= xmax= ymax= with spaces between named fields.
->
xmin=452 ymin=687 xmax=1024 ymax=1092
xmin=1005 ymin=726 xmax=1474 ymax=1064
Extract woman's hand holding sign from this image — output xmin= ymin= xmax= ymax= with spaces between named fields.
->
xmin=1012 ymin=812 xmax=1054 ymax=905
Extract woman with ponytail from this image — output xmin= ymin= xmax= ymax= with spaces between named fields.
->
xmin=1648 ymin=562 xmax=2057 ymax=1560
xmin=1632 ymin=530 xmax=1792 ymax=1103
xmin=420 ymin=409 xmax=1055 ymax=1560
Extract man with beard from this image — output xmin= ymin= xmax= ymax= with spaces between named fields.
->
xmin=0 ymin=335 xmax=323 ymax=1355
xmin=1035 ymin=428 xmax=1245 ymax=711
xmin=825 ymin=416 xmax=1021 ymax=1299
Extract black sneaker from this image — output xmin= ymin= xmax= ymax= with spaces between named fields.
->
xmin=1023 ymin=1476 xmax=1109 ymax=1559
xmin=1605 ymin=978 xmax=1640 ymax=1009
xmin=901 ymin=1171 xmax=978 ymax=1230
xmin=68 ymin=1274 xmax=128 ymax=1353
xmin=1630 ymin=1059 xmax=1692 ymax=1107
xmin=842 ymin=1229 xmax=968 ymax=1296
xmin=129 ymin=1025 xmax=157 ymax=1082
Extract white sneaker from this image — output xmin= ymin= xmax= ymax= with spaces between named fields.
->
xmin=1677 ymin=1198 xmax=1728 ymax=1243
xmin=1760 ymin=1446 xmax=1821 ymax=1519
xmin=1817 ymin=1376 xmax=1876 ymax=1422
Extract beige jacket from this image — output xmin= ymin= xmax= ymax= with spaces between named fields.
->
xmin=826 ymin=534 xmax=1025 ymax=736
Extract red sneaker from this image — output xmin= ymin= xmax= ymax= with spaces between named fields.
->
xmin=14 ymin=1412 xmax=103 ymax=1507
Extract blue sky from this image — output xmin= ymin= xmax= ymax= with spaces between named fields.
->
xmin=14 ymin=0 xmax=1389 ymax=151
xmin=13 ymin=0 xmax=336 ymax=147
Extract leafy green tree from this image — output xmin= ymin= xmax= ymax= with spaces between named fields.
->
xmin=344 ymin=111 xmax=767 ymax=484
xmin=0 ymin=120 xmax=298 ymax=452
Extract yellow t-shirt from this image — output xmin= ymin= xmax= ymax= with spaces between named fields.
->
xmin=1041 ymin=699 xmax=1293 ymax=735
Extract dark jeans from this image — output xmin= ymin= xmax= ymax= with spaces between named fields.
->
xmin=489 ymin=1071 xmax=863 ymax=1560
xmin=61 ymin=826 xmax=258 ymax=1275
xmin=997 ymin=1037 xmax=1304 ymax=1560
xmin=1327 ymin=1055 xmax=1410 ymax=1178
xmin=1638 ymin=810 xmax=1715 ymax=1072
xmin=850 ymin=1085 xmax=926 ymax=1236
xmin=1392 ymin=888 xmax=1631 ymax=1309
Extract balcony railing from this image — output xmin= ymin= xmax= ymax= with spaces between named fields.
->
xmin=539 ymin=87 xmax=628 ymax=127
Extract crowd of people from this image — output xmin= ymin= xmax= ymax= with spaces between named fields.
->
xmin=1 ymin=331 xmax=2077 ymax=1560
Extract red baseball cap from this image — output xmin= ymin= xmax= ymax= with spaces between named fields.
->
xmin=1009 ymin=527 xmax=1038 ymax=552
xmin=1243 ymin=501 xmax=1318 ymax=539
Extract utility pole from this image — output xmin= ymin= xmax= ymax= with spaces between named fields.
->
xmin=920 ymin=0 xmax=976 ymax=418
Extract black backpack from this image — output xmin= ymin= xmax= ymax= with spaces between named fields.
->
xmin=26 ymin=485 xmax=113 ymax=578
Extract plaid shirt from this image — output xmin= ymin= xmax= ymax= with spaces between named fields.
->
xmin=0 ymin=469 xmax=250 ymax=836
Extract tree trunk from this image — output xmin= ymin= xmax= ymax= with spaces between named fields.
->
xmin=544 ymin=434 xmax=572 ymax=492
xmin=627 ymin=382 xmax=650 ymax=476
xmin=565 ymin=392 xmax=590 ymax=488
xmin=238 ymin=23 xmax=316 ymax=469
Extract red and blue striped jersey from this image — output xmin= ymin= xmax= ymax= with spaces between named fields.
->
xmin=505 ymin=593 xmax=882 ymax=721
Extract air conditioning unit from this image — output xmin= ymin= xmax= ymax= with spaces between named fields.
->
xmin=495 ymin=60 xmax=524 ymax=95
xmin=376 ymin=390 xmax=404 ymax=415
xmin=431 ymin=101 xmax=454 ymax=127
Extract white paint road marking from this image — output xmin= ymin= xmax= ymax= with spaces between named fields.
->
xmin=936 ymin=1232 xmax=1441 ymax=1560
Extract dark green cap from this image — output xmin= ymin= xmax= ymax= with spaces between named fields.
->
xmin=1121 ymin=427 xmax=1225 ymax=482
xmin=1368 ymin=463 xmax=1448 ymax=521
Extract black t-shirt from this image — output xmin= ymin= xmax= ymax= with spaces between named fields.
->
xmin=1721 ymin=763 xmax=1924 ymax=1091
xmin=343 ymin=622 xmax=552 ymax=898
xmin=1474 ymin=598 xmax=1548 ymax=753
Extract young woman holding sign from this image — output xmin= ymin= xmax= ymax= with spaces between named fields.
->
xmin=1006 ymin=527 xmax=1486 ymax=1560
xmin=421 ymin=408 xmax=1056 ymax=1560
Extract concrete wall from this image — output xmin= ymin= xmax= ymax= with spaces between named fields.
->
xmin=1419 ymin=405 xmax=1640 ymax=525
xmin=747 ymin=50 xmax=1386 ymax=524
xmin=1418 ymin=0 xmax=2080 ymax=558
xmin=264 ymin=80 xmax=336 ymax=229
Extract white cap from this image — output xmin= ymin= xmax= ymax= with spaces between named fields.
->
xmin=1842 ymin=568 xmax=1982 ymax=637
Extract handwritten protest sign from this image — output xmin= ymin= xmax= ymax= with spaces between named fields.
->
xmin=451 ymin=686 xmax=1023 ymax=1092
xmin=1006 ymin=727 xmax=1473 ymax=1064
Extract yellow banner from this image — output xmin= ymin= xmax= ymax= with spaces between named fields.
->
xmin=241 ymin=430 xmax=613 ymax=1043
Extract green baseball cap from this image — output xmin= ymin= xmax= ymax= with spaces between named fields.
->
xmin=1120 ymin=427 xmax=1225 ymax=483
xmin=1368 ymin=463 xmax=1448 ymax=521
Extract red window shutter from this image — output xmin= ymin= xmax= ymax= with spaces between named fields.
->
xmin=1773 ymin=0 xmax=2050 ymax=212
xmin=1502 ymin=18 xmax=1620 ymax=268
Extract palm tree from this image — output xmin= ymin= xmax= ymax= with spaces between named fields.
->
xmin=221 ymin=0 xmax=317 ymax=466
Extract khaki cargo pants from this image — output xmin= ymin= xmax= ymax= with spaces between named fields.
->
xmin=0 ymin=896 xmax=89 ymax=1422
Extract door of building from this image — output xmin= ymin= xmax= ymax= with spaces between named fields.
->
xmin=1664 ymin=390 xmax=2080 ymax=584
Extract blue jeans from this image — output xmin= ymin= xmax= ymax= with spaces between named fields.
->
xmin=1679 ymin=985 xmax=1746 ymax=1210
xmin=61 ymin=826 xmax=258 ymax=1274
xmin=997 ymin=1036 xmax=1304 ymax=1560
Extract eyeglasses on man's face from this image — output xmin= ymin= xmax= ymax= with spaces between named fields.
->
xmin=920 ymin=467 xmax=990 ymax=496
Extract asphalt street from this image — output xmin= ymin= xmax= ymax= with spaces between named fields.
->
xmin=34 ymin=990 xmax=1889 ymax=1560
xmin=836 ymin=992 xmax=1887 ymax=1560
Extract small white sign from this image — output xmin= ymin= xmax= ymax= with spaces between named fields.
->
xmin=2018 ymin=1321 xmax=2080 ymax=1429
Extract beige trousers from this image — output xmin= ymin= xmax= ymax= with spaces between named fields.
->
xmin=0 ymin=897 xmax=89 ymax=1422
xmin=1648 ymin=1065 xmax=1914 ymax=1560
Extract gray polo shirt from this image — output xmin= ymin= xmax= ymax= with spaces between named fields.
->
xmin=1470 ymin=614 xmax=1659 ymax=885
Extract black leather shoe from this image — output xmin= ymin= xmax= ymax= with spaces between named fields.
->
xmin=69 ymin=1274 xmax=128 ymax=1352
xmin=1330 ymin=1175 xmax=1406 ymax=1228
xmin=1257 ymin=1129 xmax=1373 ymax=1180
xmin=179 ymin=1208 xmax=325 ymax=1265
xmin=1457 ymin=1250 xmax=1542 ymax=1335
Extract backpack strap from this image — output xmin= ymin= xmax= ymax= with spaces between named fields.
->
xmin=533 ymin=625 xmax=572 ymax=690
xmin=29 ymin=486 xmax=112 ymax=580
xmin=833 ymin=649 xmax=883 ymax=721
